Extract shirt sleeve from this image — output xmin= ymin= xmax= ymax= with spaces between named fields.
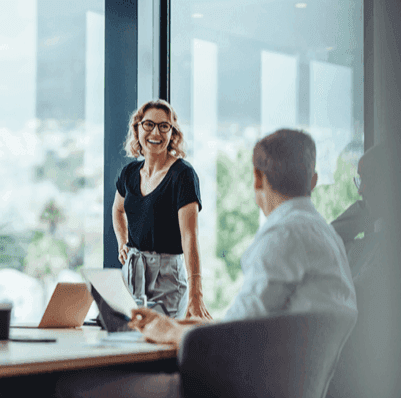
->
xmin=223 ymin=227 xmax=306 ymax=321
xmin=176 ymin=166 xmax=202 ymax=212
xmin=223 ymin=279 xmax=297 ymax=322
xmin=116 ymin=165 xmax=128 ymax=197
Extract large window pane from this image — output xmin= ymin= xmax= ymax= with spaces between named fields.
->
xmin=0 ymin=0 xmax=104 ymax=322
xmin=171 ymin=0 xmax=363 ymax=319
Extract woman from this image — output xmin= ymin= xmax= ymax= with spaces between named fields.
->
xmin=112 ymin=99 xmax=211 ymax=319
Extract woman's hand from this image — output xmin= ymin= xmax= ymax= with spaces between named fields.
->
xmin=186 ymin=296 xmax=213 ymax=320
xmin=178 ymin=203 xmax=213 ymax=321
xmin=186 ymin=276 xmax=213 ymax=320
xmin=128 ymin=308 xmax=186 ymax=345
xmin=118 ymin=243 xmax=129 ymax=265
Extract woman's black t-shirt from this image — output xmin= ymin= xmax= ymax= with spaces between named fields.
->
xmin=116 ymin=158 xmax=202 ymax=254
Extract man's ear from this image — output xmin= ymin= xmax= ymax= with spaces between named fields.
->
xmin=253 ymin=167 xmax=264 ymax=190
xmin=311 ymin=171 xmax=318 ymax=191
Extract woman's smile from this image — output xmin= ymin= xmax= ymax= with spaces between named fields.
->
xmin=147 ymin=139 xmax=162 ymax=145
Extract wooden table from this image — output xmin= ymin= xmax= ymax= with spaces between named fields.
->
xmin=0 ymin=326 xmax=177 ymax=378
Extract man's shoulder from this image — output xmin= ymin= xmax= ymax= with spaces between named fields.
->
xmin=269 ymin=207 xmax=330 ymax=237
xmin=267 ymin=209 xmax=345 ymax=257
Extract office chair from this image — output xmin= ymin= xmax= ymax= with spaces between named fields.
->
xmin=178 ymin=311 xmax=356 ymax=397
xmin=327 ymin=253 xmax=401 ymax=397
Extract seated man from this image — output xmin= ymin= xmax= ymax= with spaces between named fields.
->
xmin=56 ymin=129 xmax=357 ymax=397
xmin=328 ymin=141 xmax=401 ymax=397
xmin=331 ymin=143 xmax=385 ymax=279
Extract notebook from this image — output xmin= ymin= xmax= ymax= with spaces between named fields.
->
xmin=11 ymin=282 xmax=93 ymax=328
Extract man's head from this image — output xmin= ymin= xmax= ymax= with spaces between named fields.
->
xmin=357 ymin=142 xmax=390 ymax=220
xmin=252 ymin=129 xmax=318 ymax=215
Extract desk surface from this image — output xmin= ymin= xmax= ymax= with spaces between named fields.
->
xmin=0 ymin=327 xmax=177 ymax=378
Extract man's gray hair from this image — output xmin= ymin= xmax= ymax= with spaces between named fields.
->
xmin=253 ymin=129 xmax=316 ymax=197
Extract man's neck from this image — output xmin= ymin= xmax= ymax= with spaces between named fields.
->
xmin=264 ymin=193 xmax=295 ymax=217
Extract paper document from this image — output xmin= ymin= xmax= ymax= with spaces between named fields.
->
xmin=102 ymin=331 xmax=144 ymax=343
xmin=81 ymin=268 xmax=137 ymax=318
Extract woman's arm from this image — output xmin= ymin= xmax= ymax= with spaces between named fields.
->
xmin=178 ymin=202 xmax=212 ymax=320
xmin=112 ymin=190 xmax=129 ymax=264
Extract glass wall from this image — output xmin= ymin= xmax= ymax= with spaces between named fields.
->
xmin=171 ymin=0 xmax=364 ymax=319
xmin=0 ymin=0 xmax=104 ymax=322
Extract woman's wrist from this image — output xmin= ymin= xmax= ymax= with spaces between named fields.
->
xmin=187 ymin=273 xmax=202 ymax=280
xmin=187 ymin=275 xmax=202 ymax=292
xmin=118 ymin=241 xmax=129 ymax=250
xmin=188 ymin=283 xmax=204 ymax=300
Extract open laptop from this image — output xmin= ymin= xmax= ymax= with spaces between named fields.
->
xmin=81 ymin=268 xmax=169 ymax=336
xmin=11 ymin=282 xmax=93 ymax=329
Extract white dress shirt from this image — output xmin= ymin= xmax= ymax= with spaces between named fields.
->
xmin=224 ymin=197 xmax=357 ymax=321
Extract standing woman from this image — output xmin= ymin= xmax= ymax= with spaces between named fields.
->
xmin=112 ymin=99 xmax=211 ymax=319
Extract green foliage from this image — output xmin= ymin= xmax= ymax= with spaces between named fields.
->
xmin=0 ymin=227 xmax=39 ymax=271
xmin=0 ymin=235 xmax=20 ymax=268
xmin=40 ymin=199 xmax=65 ymax=235
xmin=24 ymin=234 xmax=69 ymax=280
xmin=216 ymin=149 xmax=260 ymax=281
xmin=312 ymin=156 xmax=361 ymax=223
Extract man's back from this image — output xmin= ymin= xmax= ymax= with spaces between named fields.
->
xmin=224 ymin=197 xmax=357 ymax=321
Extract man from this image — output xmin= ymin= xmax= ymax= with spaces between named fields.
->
xmin=56 ymin=129 xmax=357 ymax=397
xmin=331 ymin=143 xmax=386 ymax=279
xmin=328 ymin=142 xmax=401 ymax=397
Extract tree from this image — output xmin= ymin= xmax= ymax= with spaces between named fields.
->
xmin=216 ymin=149 xmax=259 ymax=281
xmin=40 ymin=199 xmax=65 ymax=236
xmin=312 ymin=156 xmax=361 ymax=223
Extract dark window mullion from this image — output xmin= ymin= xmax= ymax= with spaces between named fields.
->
xmin=104 ymin=0 xmax=138 ymax=269
xmin=364 ymin=0 xmax=374 ymax=151
xmin=158 ymin=0 xmax=170 ymax=102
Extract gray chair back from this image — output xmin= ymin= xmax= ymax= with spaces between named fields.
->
xmin=327 ymin=253 xmax=401 ymax=397
xmin=178 ymin=312 xmax=356 ymax=397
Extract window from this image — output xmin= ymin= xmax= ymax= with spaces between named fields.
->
xmin=171 ymin=0 xmax=363 ymax=318
xmin=1 ymin=0 xmax=365 ymax=322
xmin=0 ymin=0 xmax=105 ymax=322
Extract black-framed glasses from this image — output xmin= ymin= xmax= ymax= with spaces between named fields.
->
xmin=137 ymin=120 xmax=172 ymax=133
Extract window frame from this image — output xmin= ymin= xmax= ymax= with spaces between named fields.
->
xmin=104 ymin=0 xmax=138 ymax=269
xmin=103 ymin=0 xmax=372 ymax=268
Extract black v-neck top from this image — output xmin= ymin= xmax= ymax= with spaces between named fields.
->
xmin=116 ymin=158 xmax=202 ymax=254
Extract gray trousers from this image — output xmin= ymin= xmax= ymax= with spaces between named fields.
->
xmin=122 ymin=247 xmax=188 ymax=318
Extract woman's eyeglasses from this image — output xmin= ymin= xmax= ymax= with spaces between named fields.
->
xmin=137 ymin=120 xmax=172 ymax=133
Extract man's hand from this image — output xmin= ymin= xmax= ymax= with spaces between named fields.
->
xmin=128 ymin=308 xmax=187 ymax=345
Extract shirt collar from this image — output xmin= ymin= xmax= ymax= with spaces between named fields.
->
xmin=256 ymin=197 xmax=315 ymax=238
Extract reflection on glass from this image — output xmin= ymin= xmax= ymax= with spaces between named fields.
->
xmin=172 ymin=0 xmax=363 ymax=319
xmin=0 ymin=0 xmax=104 ymax=322
xmin=261 ymin=51 xmax=298 ymax=134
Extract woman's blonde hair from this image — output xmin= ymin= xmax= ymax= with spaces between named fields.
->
xmin=124 ymin=99 xmax=186 ymax=158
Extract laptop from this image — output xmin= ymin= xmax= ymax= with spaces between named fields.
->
xmin=81 ymin=268 xmax=169 ymax=335
xmin=11 ymin=282 xmax=93 ymax=329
